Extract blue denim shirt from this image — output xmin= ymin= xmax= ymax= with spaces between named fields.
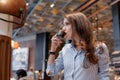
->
xmin=46 ymin=43 xmax=110 ymax=80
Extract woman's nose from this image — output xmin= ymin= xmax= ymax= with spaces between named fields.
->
xmin=62 ymin=26 xmax=66 ymax=32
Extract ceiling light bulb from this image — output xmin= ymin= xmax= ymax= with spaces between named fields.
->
xmin=50 ymin=3 xmax=54 ymax=8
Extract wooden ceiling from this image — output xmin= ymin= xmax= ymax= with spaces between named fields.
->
xmin=13 ymin=0 xmax=119 ymax=43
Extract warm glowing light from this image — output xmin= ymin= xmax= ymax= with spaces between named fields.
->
xmin=11 ymin=40 xmax=19 ymax=49
xmin=0 ymin=0 xmax=8 ymax=4
xmin=51 ymin=8 xmax=59 ymax=15
xmin=36 ymin=5 xmax=43 ymax=11
xmin=98 ymin=27 xmax=102 ymax=31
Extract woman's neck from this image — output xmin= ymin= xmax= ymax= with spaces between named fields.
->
xmin=73 ymin=34 xmax=81 ymax=46
xmin=72 ymin=35 xmax=82 ymax=52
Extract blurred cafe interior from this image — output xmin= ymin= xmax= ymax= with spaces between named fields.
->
xmin=0 ymin=0 xmax=120 ymax=80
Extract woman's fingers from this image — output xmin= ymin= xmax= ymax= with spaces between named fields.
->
xmin=52 ymin=35 xmax=61 ymax=43
xmin=50 ymin=34 xmax=63 ymax=51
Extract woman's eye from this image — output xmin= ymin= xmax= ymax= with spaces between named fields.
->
xmin=65 ymin=22 xmax=70 ymax=26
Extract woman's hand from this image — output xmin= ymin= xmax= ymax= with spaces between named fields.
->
xmin=50 ymin=35 xmax=62 ymax=52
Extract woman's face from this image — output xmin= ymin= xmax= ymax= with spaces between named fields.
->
xmin=62 ymin=18 xmax=72 ymax=39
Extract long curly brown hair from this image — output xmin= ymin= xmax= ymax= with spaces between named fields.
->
xmin=65 ymin=12 xmax=98 ymax=64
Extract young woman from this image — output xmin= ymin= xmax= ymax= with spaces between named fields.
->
xmin=46 ymin=12 xmax=110 ymax=80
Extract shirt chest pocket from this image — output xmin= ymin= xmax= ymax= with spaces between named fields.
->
xmin=62 ymin=50 xmax=85 ymax=69
xmin=74 ymin=54 xmax=84 ymax=67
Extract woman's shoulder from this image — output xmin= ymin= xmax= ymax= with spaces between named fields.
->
xmin=60 ymin=43 xmax=73 ymax=55
xmin=62 ymin=43 xmax=72 ymax=49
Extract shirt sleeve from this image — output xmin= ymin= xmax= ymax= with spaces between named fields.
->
xmin=97 ymin=43 xmax=110 ymax=80
xmin=46 ymin=51 xmax=64 ymax=76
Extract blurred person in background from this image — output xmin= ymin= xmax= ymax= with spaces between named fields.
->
xmin=16 ymin=69 xmax=27 ymax=80
xmin=27 ymin=67 xmax=34 ymax=80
